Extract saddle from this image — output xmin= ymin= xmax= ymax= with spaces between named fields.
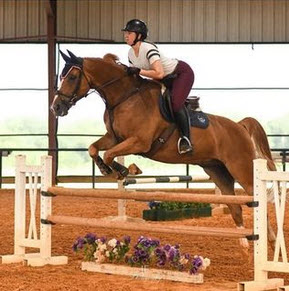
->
xmin=159 ymin=89 xmax=209 ymax=129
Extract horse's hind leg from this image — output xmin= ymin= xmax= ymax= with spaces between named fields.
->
xmin=201 ymin=163 xmax=249 ymax=249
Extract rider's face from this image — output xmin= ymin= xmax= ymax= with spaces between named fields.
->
xmin=124 ymin=31 xmax=137 ymax=46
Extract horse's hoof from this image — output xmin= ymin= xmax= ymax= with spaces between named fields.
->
xmin=128 ymin=163 xmax=142 ymax=175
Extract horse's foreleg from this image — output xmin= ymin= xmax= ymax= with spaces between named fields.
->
xmin=88 ymin=133 xmax=117 ymax=175
xmin=103 ymin=137 xmax=149 ymax=179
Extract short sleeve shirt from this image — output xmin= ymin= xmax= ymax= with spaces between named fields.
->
xmin=128 ymin=41 xmax=178 ymax=76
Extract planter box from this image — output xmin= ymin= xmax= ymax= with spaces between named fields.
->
xmin=82 ymin=262 xmax=203 ymax=284
xmin=143 ymin=206 xmax=212 ymax=221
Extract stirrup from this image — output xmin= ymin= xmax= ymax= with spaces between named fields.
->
xmin=177 ymin=136 xmax=193 ymax=154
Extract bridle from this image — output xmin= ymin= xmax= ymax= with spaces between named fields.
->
xmin=56 ymin=66 xmax=91 ymax=108
xmin=56 ymin=64 xmax=141 ymax=111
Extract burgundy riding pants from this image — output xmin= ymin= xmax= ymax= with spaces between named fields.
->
xmin=171 ymin=60 xmax=195 ymax=112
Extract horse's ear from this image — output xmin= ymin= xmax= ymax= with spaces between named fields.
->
xmin=59 ymin=50 xmax=71 ymax=63
xmin=67 ymin=50 xmax=83 ymax=66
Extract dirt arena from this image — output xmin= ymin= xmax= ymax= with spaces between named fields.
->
xmin=0 ymin=188 xmax=288 ymax=291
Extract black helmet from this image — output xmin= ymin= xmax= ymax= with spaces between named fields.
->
xmin=122 ymin=19 xmax=148 ymax=40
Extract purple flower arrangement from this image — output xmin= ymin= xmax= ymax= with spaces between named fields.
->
xmin=73 ymin=234 xmax=210 ymax=275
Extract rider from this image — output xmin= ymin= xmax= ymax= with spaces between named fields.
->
xmin=122 ymin=19 xmax=195 ymax=154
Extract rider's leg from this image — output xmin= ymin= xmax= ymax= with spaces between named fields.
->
xmin=170 ymin=61 xmax=194 ymax=154
xmin=174 ymin=106 xmax=193 ymax=154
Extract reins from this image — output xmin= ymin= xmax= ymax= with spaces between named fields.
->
xmin=94 ymin=72 xmax=142 ymax=111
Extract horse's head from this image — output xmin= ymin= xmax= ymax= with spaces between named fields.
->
xmin=51 ymin=50 xmax=90 ymax=117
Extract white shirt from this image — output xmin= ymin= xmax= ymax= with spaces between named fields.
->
xmin=128 ymin=41 xmax=178 ymax=76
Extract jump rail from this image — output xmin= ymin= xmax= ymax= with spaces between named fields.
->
xmin=45 ymin=187 xmax=255 ymax=206
xmin=123 ymin=175 xmax=210 ymax=186
xmin=43 ymin=215 xmax=253 ymax=239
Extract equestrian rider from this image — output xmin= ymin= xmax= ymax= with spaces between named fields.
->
xmin=122 ymin=19 xmax=195 ymax=154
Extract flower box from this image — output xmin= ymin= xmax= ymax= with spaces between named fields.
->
xmin=82 ymin=262 xmax=204 ymax=284
xmin=142 ymin=206 xmax=212 ymax=221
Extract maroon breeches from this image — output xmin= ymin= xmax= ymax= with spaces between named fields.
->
xmin=171 ymin=60 xmax=194 ymax=112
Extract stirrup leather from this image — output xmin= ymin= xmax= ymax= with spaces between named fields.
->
xmin=177 ymin=136 xmax=192 ymax=154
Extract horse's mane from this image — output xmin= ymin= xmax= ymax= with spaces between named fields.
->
xmin=103 ymin=53 xmax=119 ymax=64
xmin=100 ymin=53 xmax=129 ymax=75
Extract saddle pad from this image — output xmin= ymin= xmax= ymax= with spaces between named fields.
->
xmin=189 ymin=111 xmax=209 ymax=129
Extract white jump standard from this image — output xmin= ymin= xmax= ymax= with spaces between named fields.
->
xmin=0 ymin=155 xmax=67 ymax=266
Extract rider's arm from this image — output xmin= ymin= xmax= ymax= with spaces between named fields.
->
xmin=140 ymin=60 xmax=165 ymax=80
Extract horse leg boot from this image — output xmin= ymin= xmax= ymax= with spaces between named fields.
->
xmin=111 ymin=161 xmax=129 ymax=177
xmin=174 ymin=107 xmax=193 ymax=154
xmin=88 ymin=133 xmax=117 ymax=176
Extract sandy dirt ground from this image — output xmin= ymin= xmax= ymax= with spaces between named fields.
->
xmin=0 ymin=189 xmax=288 ymax=291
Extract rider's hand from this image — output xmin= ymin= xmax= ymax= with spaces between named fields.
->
xmin=126 ymin=66 xmax=141 ymax=76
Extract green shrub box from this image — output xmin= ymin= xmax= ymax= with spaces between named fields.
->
xmin=143 ymin=206 xmax=212 ymax=221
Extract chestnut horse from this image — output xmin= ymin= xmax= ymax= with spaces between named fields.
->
xmin=51 ymin=50 xmax=276 ymax=250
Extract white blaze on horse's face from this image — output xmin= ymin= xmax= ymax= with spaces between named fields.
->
xmin=51 ymin=80 xmax=64 ymax=112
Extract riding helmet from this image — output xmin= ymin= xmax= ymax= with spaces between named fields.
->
xmin=122 ymin=19 xmax=148 ymax=40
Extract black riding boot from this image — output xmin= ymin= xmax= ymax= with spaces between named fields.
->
xmin=174 ymin=107 xmax=193 ymax=154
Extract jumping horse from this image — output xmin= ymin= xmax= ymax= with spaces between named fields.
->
xmin=51 ymin=50 xmax=277 ymax=250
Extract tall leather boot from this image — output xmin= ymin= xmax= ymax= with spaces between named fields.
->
xmin=174 ymin=107 xmax=193 ymax=154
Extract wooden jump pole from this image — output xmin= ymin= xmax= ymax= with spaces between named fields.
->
xmin=45 ymin=215 xmax=254 ymax=239
xmin=47 ymin=187 xmax=255 ymax=206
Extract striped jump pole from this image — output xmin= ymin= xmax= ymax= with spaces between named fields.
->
xmin=123 ymin=175 xmax=210 ymax=186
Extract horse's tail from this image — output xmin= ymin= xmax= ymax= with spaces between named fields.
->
xmin=238 ymin=117 xmax=276 ymax=171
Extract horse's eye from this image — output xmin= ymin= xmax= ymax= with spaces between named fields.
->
xmin=68 ymin=75 xmax=77 ymax=81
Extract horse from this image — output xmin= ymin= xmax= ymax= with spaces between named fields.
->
xmin=51 ymin=50 xmax=277 ymax=251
